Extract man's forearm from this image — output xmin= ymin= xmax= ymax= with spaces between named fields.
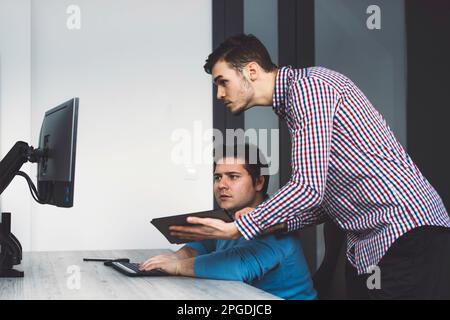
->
xmin=175 ymin=246 xmax=198 ymax=259
xmin=261 ymin=222 xmax=287 ymax=235
xmin=176 ymin=257 xmax=196 ymax=277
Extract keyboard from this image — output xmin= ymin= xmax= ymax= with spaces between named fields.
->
xmin=109 ymin=261 xmax=169 ymax=277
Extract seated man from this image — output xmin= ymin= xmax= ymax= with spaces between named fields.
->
xmin=140 ymin=144 xmax=317 ymax=300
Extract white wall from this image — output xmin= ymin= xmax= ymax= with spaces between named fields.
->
xmin=0 ymin=0 xmax=32 ymax=250
xmin=1 ymin=0 xmax=212 ymax=252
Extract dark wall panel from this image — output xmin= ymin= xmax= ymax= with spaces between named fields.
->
xmin=212 ymin=0 xmax=245 ymax=133
xmin=406 ymin=0 xmax=450 ymax=210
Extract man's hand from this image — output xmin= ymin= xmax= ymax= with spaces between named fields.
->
xmin=139 ymin=256 xmax=195 ymax=277
xmin=169 ymin=217 xmax=241 ymax=242
xmin=235 ymin=207 xmax=254 ymax=219
xmin=139 ymin=252 xmax=180 ymax=271
xmin=139 ymin=255 xmax=180 ymax=275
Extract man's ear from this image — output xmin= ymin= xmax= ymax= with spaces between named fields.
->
xmin=255 ymin=176 xmax=265 ymax=192
xmin=246 ymin=62 xmax=259 ymax=81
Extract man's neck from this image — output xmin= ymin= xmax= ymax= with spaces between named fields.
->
xmin=250 ymin=69 xmax=278 ymax=107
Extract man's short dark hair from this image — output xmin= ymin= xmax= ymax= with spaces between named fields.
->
xmin=204 ymin=34 xmax=277 ymax=74
xmin=214 ymin=143 xmax=270 ymax=198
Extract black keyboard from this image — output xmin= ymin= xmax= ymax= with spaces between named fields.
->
xmin=109 ymin=261 xmax=169 ymax=277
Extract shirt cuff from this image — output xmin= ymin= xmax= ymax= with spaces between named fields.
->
xmin=287 ymin=218 xmax=303 ymax=232
xmin=234 ymin=212 xmax=263 ymax=240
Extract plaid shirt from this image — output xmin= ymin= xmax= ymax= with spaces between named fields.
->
xmin=235 ymin=66 xmax=450 ymax=274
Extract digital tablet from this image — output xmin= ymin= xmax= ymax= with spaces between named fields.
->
xmin=151 ymin=209 xmax=234 ymax=244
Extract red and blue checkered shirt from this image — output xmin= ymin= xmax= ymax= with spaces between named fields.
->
xmin=235 ymin=66 xmax=450 ymax=275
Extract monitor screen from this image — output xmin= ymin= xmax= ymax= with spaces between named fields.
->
xmin=37 ymin=98 xmax=79 ymax=207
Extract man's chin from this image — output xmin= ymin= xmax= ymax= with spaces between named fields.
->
xmin=220 ymin=205 xmax=245 ymax=213
xmin=229 ymin=105 xmax=247 ymax=116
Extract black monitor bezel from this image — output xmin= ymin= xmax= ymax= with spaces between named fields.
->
xmin=37 ymin=98 xmax=79 ymax=207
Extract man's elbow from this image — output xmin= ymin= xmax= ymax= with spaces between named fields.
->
xmin=227 ymin=264 xmax=258 ymax=283
xmin=289 ymin=178 xmax=324 ymax=209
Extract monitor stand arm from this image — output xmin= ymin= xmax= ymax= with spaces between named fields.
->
xmin=0 ymin=141 xmax=44 ymax=196
xmin=0 ymin=141 xmax=44 ymax=278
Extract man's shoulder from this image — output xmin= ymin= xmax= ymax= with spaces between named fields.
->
xmin=291 ymin=66 xmax=349 ymax=92
xmin=253 ymin=233 xmax=302 ymax=254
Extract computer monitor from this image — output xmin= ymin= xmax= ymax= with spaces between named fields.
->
xmin=0 ymin=97 xmax=79 ymax=277
xmin=37 ymin=98 xmax=79 ymax=207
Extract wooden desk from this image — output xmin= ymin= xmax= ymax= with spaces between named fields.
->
xmin=0 ymin=249 xmax=280 ymax=300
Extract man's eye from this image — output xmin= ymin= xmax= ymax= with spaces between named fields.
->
xmin=214 ymin=176 xmax=221 ymax=181
xmin=230 ymin=175 xmax=239 ymax=179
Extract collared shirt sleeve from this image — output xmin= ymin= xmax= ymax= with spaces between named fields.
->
xmin=235 ymin=77 xmax=340 ymax=239
xmin=285 ymin=207 xmax=330 ymax=232
xmin=193 ymin=239 xmax=284 ymax=283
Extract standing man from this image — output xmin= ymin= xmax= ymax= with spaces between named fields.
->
xmin=170 ymin=34 xmax=450 ymax=299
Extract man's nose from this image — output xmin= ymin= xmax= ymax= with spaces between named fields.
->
xmin=216 ymin=87 xmax=225 ymax=100
xmin=217 ymin=178 xmax=229 ymax=189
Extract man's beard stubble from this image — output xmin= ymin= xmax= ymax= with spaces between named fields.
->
xmin=231 ymin=78 xmax=254 ymax=116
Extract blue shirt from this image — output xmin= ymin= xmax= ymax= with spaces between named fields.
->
xmin=184 ymin=234 xmax=317 ymax=300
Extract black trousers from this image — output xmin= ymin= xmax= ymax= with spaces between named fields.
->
xmin=345 ymin=226 xmax=450 ymax=300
